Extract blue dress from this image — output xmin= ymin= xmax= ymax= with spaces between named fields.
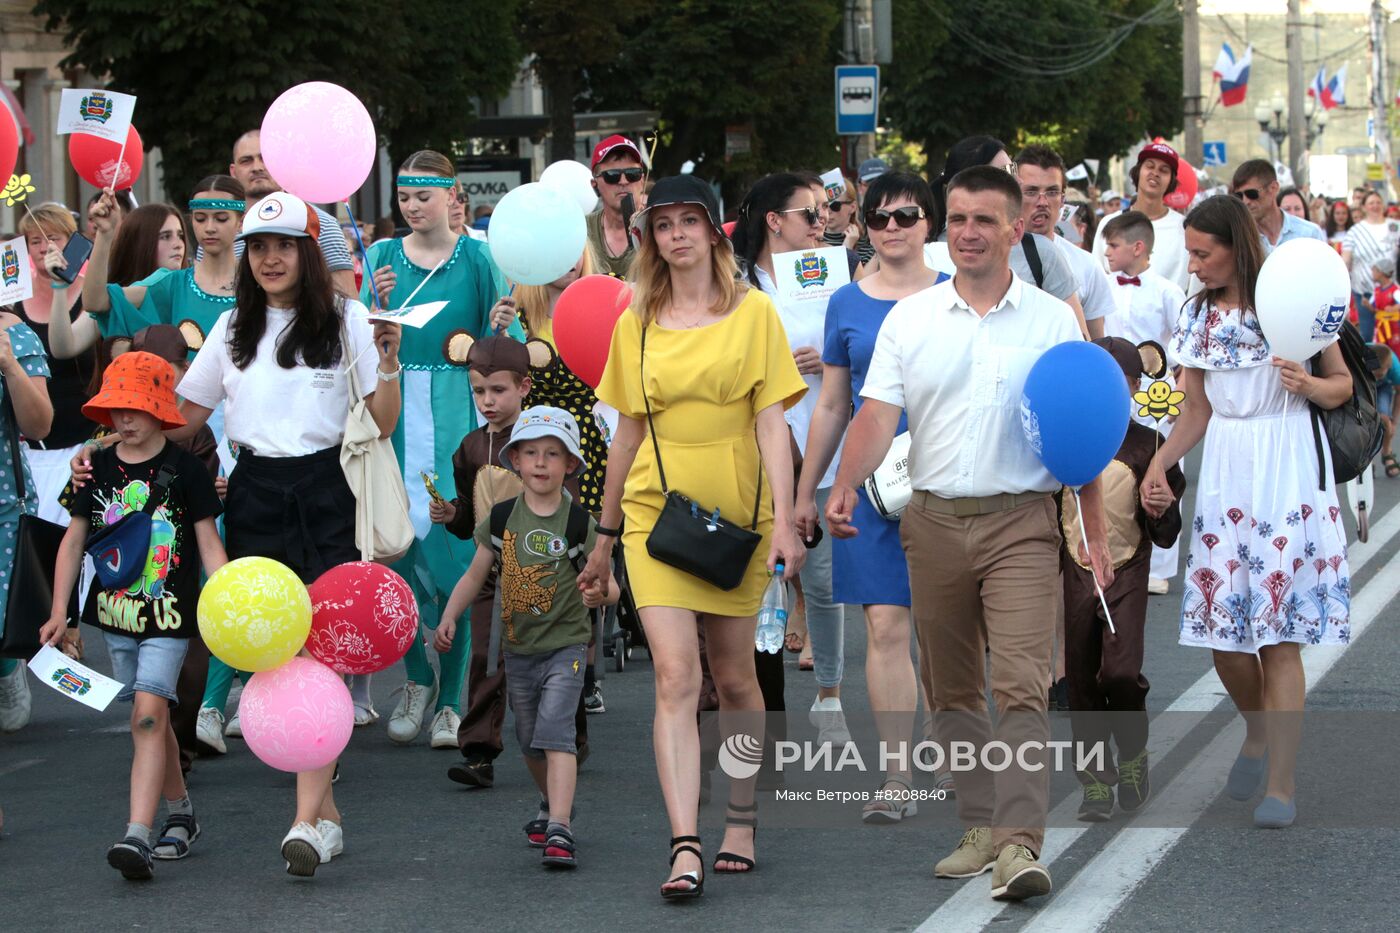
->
xmin=0 ymin=323 xmax=52 ymax=622
xmin=822 ymin=279 xmax=942 ymax=607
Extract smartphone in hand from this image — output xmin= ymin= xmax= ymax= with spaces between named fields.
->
xmin=52 ymin=233 xmax=93 ymax=284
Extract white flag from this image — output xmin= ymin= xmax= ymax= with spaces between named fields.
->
xmin=820 ymin=168 xmax=848 ymax=201
xmin=28 ymin=644 xmax=123 ymax=711
xmin=56 ymin=88 xmax=135 ymax=143
xmin=0 ymin=236 xmax=33 ymax=306
xmin=1066 ymin=163 xmax=1089 ymax=182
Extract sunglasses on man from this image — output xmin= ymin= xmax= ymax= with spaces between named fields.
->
xmin=864 ymin=206 xmax=926 ymax=230
xmin=596 ymin=168 xmax=645 ymax=185
xmin=1232 ymin=187 xmax=1263 ymax=201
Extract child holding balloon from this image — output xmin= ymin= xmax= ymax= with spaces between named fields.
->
xmin=39 ymin=351 xmax=227 ymax=881
xmin=1063 ymin=337 xmax=1184 ymax=822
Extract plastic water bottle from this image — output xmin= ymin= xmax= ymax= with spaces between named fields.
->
xmin=755 ymin=564 xmax=787 ymax=653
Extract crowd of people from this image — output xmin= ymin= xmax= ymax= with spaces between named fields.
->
xmin=0 ymin=128 xmax=1373 ymax=904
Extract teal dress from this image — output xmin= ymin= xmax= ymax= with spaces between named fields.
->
xmin=0 ymin=324 xmax=51 ymax=652
xmin=358 ymin=236 xmax=522 ymax=700
xmin=96 ymin=266 xmax=235 ymax=356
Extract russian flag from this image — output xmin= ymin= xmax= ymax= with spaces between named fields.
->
xmin=1308 ymin=65 xmax=1346 ymax=110
xmin=1212 ymin=43 xmax=1251 ymax=107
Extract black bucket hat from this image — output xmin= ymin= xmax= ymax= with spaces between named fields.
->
xmin=630 ymin=175 xmax=723 ymax=238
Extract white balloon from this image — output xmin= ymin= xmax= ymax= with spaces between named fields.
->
xmin=487 ymin=183 xmax=588 ymax=286
xmin=1254 ymin=238 xmax=1351 ymax=362
xmin=538 ymin=160 xmax=597 ymax=214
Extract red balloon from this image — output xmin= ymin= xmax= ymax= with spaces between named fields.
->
xmin=722 ymin=220 xmax=736 ymax=237
xmin=68 ymin=124 xmax=143 ymax=189
xmin=0 ymin=113 xmax=17 ymax=191
xmin=553 ymin=274 xmax=632 ymax=388
xmin=1164 ymin=156 xmax=1199 ymax=212
xmin=306 ymin=562 xmax=419 ymax=675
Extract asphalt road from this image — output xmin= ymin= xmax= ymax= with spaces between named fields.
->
xmin=3 ymin=462 xmax=1399 ymax=932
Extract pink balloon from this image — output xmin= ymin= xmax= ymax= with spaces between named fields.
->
xmin=240 ymin=657 xmax=353 ymax=773
xmin=260 ymin=82 xmax=376 ymax=204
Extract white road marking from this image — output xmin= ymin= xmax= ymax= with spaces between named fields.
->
xmin=0 ymin=758 xmax=44 ymax=778
xmin=913 ymin=504 xmax=1400 ymax=932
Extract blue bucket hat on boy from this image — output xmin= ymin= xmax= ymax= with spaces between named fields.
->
xmin=499 ymin=406 xmax=588 ymax=477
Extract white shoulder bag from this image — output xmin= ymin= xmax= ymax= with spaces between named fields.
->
xmin=339 ymin=312 xmax=414 ymax=563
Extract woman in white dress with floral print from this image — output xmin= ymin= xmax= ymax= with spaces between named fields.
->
xmin=1141 ymin=195 xmax=1352 ymax=830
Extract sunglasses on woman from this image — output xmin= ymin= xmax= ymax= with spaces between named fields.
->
xmin=828 ymin=198 xmax=856 ymax=212
xmin=596 ymin=168 xmax=645 ymax=185
xmin=776 ymin=206 xmax=821 ymax=226
xmin=864 ymin=206 xmax=926 ymax=230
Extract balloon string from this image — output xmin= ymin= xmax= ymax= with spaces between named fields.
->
xmin=1074 ymin=487 xmax=1116 ymax=635
xmin=343 ymin=200 xmax=379 ymax=310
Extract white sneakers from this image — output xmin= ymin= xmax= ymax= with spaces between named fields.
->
xmin=316 ymin=819 xmax=344 ymax=863
xmin=1147 ymin=577 xmax=1170 ymax=595
xmin=0 ymin=663 xmax=32 ymax=733
xmin=429 ymin=707 xmax=461 ymax=749
xmin=195 ymin=707 xmax=227 ymax=754
xmin=809 ymin=696 xmax=852 ymax=746
xmin=224 ymin=708 xmax=243 ymax=738
xmin=388 ymin=679 xmax=439 ymax=744
xmin=281 ymin=819 xmax=344 ymax=876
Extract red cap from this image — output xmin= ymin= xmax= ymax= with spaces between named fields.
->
xmin=1135 ymin=142 xmax=1179 ymax=177
xmin=590 ymin=135 xmax=644 ymax=171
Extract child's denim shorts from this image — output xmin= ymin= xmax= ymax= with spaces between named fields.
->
xmin=103 ymin=633 xmax=189 ymax=704
xmin=504 ymin=643 xmax=587 ymax=759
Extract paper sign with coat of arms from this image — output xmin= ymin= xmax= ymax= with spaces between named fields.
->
xmin=56 ymin=88 xmax=136 ymax=143
xmin=820 ymin=168 xmax=847 ymax=202
xmin=771 ymin=246 xmax=851 ymax=309
xmin=0 ymin=236 xmax=33 ymax=306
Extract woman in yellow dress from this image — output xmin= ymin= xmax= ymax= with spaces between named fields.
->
xmin=582 ymin=175 xmax=807 ymax=899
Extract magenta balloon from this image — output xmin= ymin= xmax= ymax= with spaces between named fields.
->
xmin=260 ymin=82 xmax=376 ymax=204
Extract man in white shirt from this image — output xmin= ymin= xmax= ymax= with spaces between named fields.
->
xmin=1091 ymin=142 xmax=1191 ymax=291
xmin=1016 ymin=144 xmax=1112 ymax=338
xmin=828 ymin=166 xmax=1113 ymax=903
xmin=1230 ymin=158 xmax=1326 ymax=253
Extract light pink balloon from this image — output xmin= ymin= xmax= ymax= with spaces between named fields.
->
xmin=240 ymin=657 xmax=354 ymax=773
xmin=260 ymin=82 xmax=376 ymax=204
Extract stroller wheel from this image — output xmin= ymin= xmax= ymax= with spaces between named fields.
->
xmin=613 ymin=632 xmax=626 ymax=672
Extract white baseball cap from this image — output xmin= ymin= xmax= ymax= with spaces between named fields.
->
xmin=238 ymin=191 xmax=321 ymax=241
xmin=500 ymin=406 xmax=588 ymax=476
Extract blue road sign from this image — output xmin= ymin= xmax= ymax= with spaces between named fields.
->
xmin=835 ymin=65 xmax=880 ymax=135
xmin=1203 ymin=141 xmax=1227 ymax=167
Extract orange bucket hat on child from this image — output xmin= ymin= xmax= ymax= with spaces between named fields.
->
xmin=82 ymin=350 xmax=186 ymax=429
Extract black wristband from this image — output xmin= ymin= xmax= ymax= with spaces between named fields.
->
xmin=595 ymin=525 xmax=621 ymax=538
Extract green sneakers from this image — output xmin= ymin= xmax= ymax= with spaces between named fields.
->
xmin=1077 ymin=774 xmax=1114 ymax=822
xmin=990 ymin=844 xmax=1052 ymax=901
xmin=933 ymin=826 xmax=996 ymax=878
xmin=1117 ymin=751 xmax=1151 ymax=812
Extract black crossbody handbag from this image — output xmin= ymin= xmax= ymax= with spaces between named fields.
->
xmin=640 ymin=325 xmax=762 ymax=591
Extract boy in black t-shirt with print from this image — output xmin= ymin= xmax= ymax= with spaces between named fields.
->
xmin=435 ymin=406 xmax=616 ymax=870
xmin=39 ymin=351 xmax=226 ymax=881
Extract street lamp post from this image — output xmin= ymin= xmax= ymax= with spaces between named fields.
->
xmin=1255 ymin=93 xmax=1327 ymax=165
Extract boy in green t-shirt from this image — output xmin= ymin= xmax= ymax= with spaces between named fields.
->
xmin=436 ymin=406 xmax=616 ymax=869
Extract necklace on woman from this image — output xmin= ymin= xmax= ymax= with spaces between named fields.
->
xmin=669 ymin=295 xmax=718 ymax=329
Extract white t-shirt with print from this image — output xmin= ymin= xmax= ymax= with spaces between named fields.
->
xmin=178 ymin=300 xmax=380 ymax=458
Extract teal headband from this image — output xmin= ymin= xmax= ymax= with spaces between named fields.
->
xmin=397 ymin=175 xmax=456 ymax=189
xmin=188 ymin=198 xmax=245 ymax=212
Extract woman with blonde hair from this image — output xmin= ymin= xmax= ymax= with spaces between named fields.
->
xmin=579 ymin=175 xmax=807 ymax=898
xmin=361 ymin=149 xmax=524 ymax=748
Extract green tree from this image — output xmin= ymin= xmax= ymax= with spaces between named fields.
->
xmin=518 ymin=0 xmax=650 ymax=163
xmin=585 ymin=0 xmax=843 ymax=200
xmin=34 ymin=0 xmax=522 ymax=200
xmin=884 ymin=0 xmax=1181 ymax=174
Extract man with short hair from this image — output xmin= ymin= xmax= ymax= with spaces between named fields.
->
xmin=229 ymin=130 xmax=356 ymax=296
xmin=585 ymin=135 xmax=646 ymax=278
xmin=1016 ymin=144 xmax=1112 ymax=339
xmin=1230 ymin=158 xmax=1325 ymax=252
xmin=1091 ymin=142 xmax=1190 ymax=290
xmin=828 ymin=165 xmax=1113 ymax=904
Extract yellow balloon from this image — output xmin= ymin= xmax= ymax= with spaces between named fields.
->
xmin=197 ymin=557 xmax=312 ymax=672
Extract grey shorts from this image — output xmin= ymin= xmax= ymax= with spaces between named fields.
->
xmin=103 ymin=632 xmax=190 ymax=704
xmin=504 ymin=644 xmax=587 ymax=759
